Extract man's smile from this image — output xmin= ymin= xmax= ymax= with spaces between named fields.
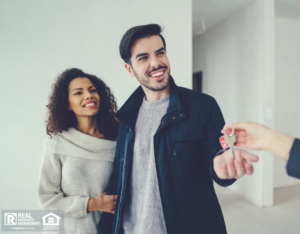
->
xmin=148 ymin=69 xmax=166 ymax=80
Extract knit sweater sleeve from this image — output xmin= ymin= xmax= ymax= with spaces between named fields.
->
xmin=37 ymin=147 xmax=90 ymax=219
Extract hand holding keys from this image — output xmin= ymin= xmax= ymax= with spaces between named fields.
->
xmin=214 ymin=127 xmax=259 ymax=180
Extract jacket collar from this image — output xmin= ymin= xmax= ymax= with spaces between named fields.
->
xmin=115 ymin=76 xmax=182 ymax=129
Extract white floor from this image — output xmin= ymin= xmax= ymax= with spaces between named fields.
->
xmin=215 ymin=183 xmax=300 ymax=234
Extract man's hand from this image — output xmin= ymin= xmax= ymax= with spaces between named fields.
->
xmin=213 ymin=148 xmax=259 ymax=179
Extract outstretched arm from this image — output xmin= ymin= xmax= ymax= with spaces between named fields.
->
xmin=222 ymin=121 xmax=300 ymax=179
xmin=221 ymin=122 xmax=294 ymax=160
xmin=202 ymin=97 xmax=258 ymax=185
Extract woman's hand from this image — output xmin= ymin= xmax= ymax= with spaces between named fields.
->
xmin=87 ymin=192 xmax=117 ymax=214
xmin=221 ymin=122 xmax=294 ymax=160
xmin=221 ymin=122 xmax=272 ymax=151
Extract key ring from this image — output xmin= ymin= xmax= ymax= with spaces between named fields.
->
xmin=226 ymin=129 xmax=235 ymax=137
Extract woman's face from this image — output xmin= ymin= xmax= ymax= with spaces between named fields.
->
xmin=68 ymin=77 xmax=100 ymax=117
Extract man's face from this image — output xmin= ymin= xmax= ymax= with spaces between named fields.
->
xmin=126 ymin=35 xmax=170 ymax=92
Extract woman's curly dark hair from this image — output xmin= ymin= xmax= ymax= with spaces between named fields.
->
xmin=46 ymin=68 xmax=118 ymax=140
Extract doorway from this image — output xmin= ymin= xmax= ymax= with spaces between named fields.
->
xmin=193 ymin=71 xmax=202 ymax=92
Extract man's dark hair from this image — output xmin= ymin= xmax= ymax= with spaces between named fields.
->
xmin=119 ymin=24 xmax=166 ymax=64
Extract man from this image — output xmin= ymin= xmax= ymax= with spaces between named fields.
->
xmin=222 ymin=122 xmax=300 ymax=179
xmin=98 ymin=24 xmax=258 ymax=234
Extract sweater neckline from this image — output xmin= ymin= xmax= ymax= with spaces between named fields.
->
xmin=60 ymin=127 xmax=116 ymax=154
xmin=141 ymin=95 xmax=170 ymax=110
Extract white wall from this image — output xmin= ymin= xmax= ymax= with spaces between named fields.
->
xmin=0 ymin=0 xmax=192 ymax=211
xmin=274 ymin=17 xmax=300 ymax=188
xmin=193 ymin=0 xmax=275 ymax=207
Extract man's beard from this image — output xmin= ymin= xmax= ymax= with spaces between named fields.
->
xmin=133 ymin=66 xmax=170 ymax=92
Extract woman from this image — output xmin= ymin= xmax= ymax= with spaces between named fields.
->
xmin=37 ymin=68 xmax=118 ymax=234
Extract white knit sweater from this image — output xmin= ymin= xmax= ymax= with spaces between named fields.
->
xmin=37 ymin=127 xmax=116 ymax=234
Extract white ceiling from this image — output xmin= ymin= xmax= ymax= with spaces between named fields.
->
xmin=192 ymin=0 xmax=256 ymax=37
xmin=193 ymin=0 xmax=300 ymax=38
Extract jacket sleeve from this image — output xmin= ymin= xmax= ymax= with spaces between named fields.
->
xmin=98 ymin=144 xmax=120 ymax=234
xmin=37 ymin=148 xmax=90 ymax=219
xmin=286 ymin=138 xmax=300 ymax=179
xmin=202 ymin=96 xmax=236 ymax=187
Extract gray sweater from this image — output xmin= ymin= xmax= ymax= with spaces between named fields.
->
xmin=122 ymin=96 xmax=169 ymax=234
xmin=37 ymin=127 xmax=116 ymax=234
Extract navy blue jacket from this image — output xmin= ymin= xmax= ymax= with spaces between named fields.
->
xmin=98 ymin=77 xmax=235 ymax=234
xmin=287 ymin=139 xmax=300 ymax=179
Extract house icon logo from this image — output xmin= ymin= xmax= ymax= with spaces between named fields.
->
xmin=42 ymin=213 xmax=60 ymax=225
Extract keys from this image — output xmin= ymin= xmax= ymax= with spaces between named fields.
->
xmin=224 ymin=129 xmax=236 ymax=159
xmin=219 ymin=135 xmax=229 ymax=150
